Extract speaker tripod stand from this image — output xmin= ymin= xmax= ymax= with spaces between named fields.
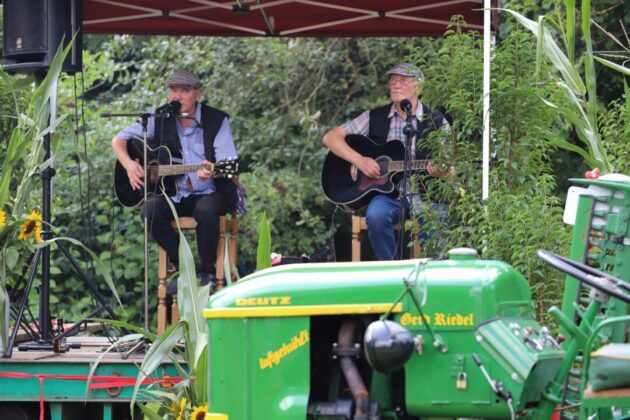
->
xmin=3 ymin=80 xmax=118 ymax=358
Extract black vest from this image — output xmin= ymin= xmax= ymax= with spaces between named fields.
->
xmin=153 ymin=102 xmax=238 ymax=209
xmin=368 ymin=102 xmax=446 ymax=160
xmin=154 ymin=102 xmax=228 ymax=163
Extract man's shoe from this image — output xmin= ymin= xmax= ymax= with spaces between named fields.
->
xmin=199 ymin=272 xmax=217 ymax=292
xmin=166 ymin=273 xmax=216 ymax=295
xmin=166 ymin=277 xmax=178 ymax=295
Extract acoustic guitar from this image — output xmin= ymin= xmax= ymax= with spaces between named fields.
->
xmin=114 ymin=138 xmax=239 ymax=208
xmin=321 ymin=135 xmax=429 ymax=211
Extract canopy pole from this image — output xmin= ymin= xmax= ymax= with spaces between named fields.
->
xmin=482 ymin=0 xmax=491 ymax=201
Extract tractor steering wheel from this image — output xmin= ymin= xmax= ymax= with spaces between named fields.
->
xmin=537 ymin=249 xmax=630 ymax=304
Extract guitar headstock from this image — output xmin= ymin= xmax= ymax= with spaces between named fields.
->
xmin=214 ymin=158 xmax=240 ymax=176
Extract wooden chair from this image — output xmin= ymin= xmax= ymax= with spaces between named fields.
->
xmin=157 ymin=214 xmax=238 ymax=334
xmin=351 ymin=214 xmax=420 ymax=261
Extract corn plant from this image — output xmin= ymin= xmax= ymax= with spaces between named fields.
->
xmin=0 ymin=36 xmax=119 ymax=350
xmin=502 ymin=0 xmax=629 ymax=174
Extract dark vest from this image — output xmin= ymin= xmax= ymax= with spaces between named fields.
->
xmin=153 ymin=102 xmax=238 ymax=209
xmin=154 ymin=102 xmax=228 ymax=163
xmin=368 ymin=102 xmax=446 ymax=160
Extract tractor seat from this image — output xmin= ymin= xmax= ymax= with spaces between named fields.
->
xmin=588 ymin=343 xmax=630 ymax=392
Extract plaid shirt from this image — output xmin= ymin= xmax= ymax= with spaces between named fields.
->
xmin=343 ymin=103 xmax=446 ymax=151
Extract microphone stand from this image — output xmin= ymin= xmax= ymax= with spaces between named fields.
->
xmin=399 ymin=108 xmax=418 ymax=260
xmin=101 ymin=109 xmax=173 ymax=356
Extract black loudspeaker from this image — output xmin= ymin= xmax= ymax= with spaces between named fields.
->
xmin=2 ymin=0 xmax=82 ymax=74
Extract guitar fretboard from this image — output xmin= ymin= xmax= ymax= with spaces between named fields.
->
xmin=388 ymin=160 xmax=430 ymax=172
xmin=156 ymin=163 xmax=213 ymax=177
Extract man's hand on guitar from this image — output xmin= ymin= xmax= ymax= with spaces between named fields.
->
xmin=427 ymin=162 xmax=456 ymax=179
xmin=356 ymin=156 xmax=381 ymax=179
xmin=125 ymin=160 xmax=145 ymax=190
xmin=196 ymin=160 xmax=215 ymax=181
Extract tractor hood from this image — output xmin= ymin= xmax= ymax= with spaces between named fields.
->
xmin=203 ymin=256 xmax=533 ymax=323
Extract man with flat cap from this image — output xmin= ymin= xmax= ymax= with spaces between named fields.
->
xmin=112 ymin=69 xmax=238 ymax=293
xmin=323 ymin=63 xmax=450 ymax=261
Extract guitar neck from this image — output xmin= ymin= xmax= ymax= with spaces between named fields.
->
xmin=388 ymin=159 xmax=430 ymax=172
xmin=157 ymin=163 xmax=213 ymax=177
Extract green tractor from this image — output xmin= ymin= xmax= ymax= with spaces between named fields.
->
xmin=203 ymin=176 xmax=630 ymax=419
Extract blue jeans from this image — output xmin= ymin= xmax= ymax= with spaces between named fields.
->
xmin=365 ymin=194 xmax=410 ymax=261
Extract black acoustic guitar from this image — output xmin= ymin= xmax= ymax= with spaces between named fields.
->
xmin=321 ymin=135 xmax=430 ymax=211
xmin=114 ymin=138 xmax=239 ymax=208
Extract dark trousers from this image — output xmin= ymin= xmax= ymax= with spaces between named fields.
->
xmin=142 ymin=192 xmax=230 ymax=275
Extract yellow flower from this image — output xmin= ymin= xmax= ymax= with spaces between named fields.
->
xmin=177 ymin=397 xmax=187 ymax=420
xmin=191 ymin=404 xmax=208 ymax=420
xmin=169 ymin=400 xmax=179 ymax=414
xmin=0 ymin=209 xmax=6 ymax=228
xmin=18 ymin=210 xmax=42 ymax=243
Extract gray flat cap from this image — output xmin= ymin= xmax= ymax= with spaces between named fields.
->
xmin=166 ymin=69 xmax=201 ymax=89
xmin=386 ymin=63 xmax=424 ymax=82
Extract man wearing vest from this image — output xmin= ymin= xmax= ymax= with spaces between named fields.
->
xmin=112 ymin=69 xmax=238 ymax=293
xmin=322 ymin=63 xmax=450 ymax=260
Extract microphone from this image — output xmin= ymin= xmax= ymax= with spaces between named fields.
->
xmin=165 ymin=100 xmax=182 ymax=116
xmin=400 ymin=99 xmax=412 ymax=115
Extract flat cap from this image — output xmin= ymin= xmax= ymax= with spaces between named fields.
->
xmin=166 ymin=69 xmax=201 ymax=89
xmin=386 ymin=63 xmax=424 ymax=82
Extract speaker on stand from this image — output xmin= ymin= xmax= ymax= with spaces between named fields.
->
xmin=2 ymin=0 xmax=82 ymax=74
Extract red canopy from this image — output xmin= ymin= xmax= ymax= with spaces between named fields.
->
xmin=83 ymin=0 xmax=487 ymax=37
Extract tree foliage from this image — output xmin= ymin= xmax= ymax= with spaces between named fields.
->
xmin=410 ymin=21 xmax=572 ymax=317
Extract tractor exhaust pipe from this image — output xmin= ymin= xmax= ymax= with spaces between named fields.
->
xmin=338 ymin=319 xmax=371 ymax=417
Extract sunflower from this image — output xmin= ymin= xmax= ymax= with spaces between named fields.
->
xmin=176 ymin=397 xmax=187 ymax=420
xmin=18 ymin=210 xmax=42 ymax=243
xmin=190 ymin=404 xmax=208 ymax=420
xmin=0 ymin=209 xmax=6 ymax=228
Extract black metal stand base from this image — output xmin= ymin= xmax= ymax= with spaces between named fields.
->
xmin=18 ymin=339 xmax=81 ymax=352
xmin=3 ymin=235 xmax=118 ymax=358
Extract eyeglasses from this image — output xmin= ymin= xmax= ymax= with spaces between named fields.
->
xmin=388 ymin=75 xmax=418 ymax=85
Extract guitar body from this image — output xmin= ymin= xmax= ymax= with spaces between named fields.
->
xmin=114 ymin=138 xmax=178 ymax=208
xmin=321 ymin=135 xmax=407 ymax=211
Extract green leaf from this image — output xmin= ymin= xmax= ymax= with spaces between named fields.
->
xmin=4 ymin=247 xmax=19 ymax=271
xmin=35 ymin=236 xmax=124 ymax=311
xmin=131 ymin=322 xmax=185 ymax=408
xmin=163 ymin=196 xmax=206 ymax=358
xmin=564 ymin=0 xmax=576 ymax=63
xmin=256 ymin=212 xmax=272 ymax=271
xmin=85 ymin=333 xmax=144 ymax=398
xmin=594 ymin=56 xmax=630 ymax=76
xmin=136 ymin=402 xmax=164 ymax=420
xmin=500 ymin=8 xmax=585 ymax=96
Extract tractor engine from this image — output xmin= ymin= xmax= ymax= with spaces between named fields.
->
xmin=204 ymin=248 xmax=564 ymax=419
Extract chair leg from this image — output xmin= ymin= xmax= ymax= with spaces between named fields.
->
xmin=215 ymin=216 xmax=226 ymax=289
xmin=352 ymin=215 xmax=361 ymax=262
xmin=228 ymin=216 xmax=238 ymax=283
xmin=157 ymin=247 xmax=168 ymax=335
xmin=171 ymin=297 xmax=179 ymax=324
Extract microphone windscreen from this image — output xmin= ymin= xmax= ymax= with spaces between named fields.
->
xmin=169 ymin=100 xmax=182 ymax=113
xmin=400 ymin=99 xmax=412 ymax=113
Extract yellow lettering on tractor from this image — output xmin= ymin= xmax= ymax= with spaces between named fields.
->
xmin=400 ymin=312 xmax=473 ymax=327
xmin=259 ymin=329 xmax=310 ymax=370
xmin=235 ymin=296 xmax=293 ymax=306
